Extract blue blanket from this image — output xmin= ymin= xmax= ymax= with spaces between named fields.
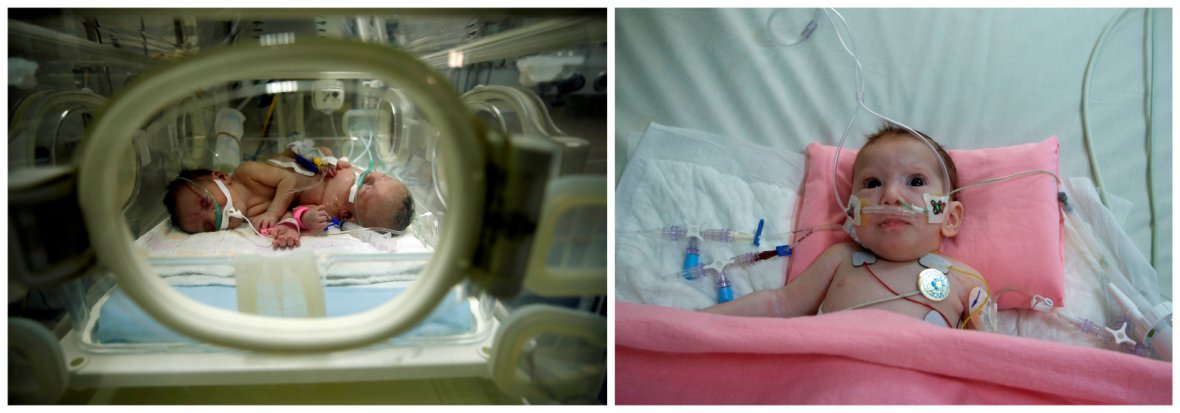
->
xmin=93 ymin=285 xmax=476 ymax=346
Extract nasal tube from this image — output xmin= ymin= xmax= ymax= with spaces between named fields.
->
xmin=860 ymin=204 xmax=924 ymax=217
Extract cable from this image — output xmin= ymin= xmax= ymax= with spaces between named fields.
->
xmin=863 ymin=264 xmax=952 ymax=328
xmin=948 ymin=169 xmax=1062 ymax=197
xmin=1081 ymin=8 xmax=1158 ymax=269
xmin=1081 ymin=8 xmax=1134 ymax=208
xmin=766 ymin=9 xmax=821 ymax=47
xmin=1143 ymin=9 xmax=1157 ymax=267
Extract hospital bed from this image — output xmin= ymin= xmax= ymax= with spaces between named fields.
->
xmin=615 ymin=8 xmax=1170 ymax=404
xmin=7 ymin=9 xmax=606 ymax=404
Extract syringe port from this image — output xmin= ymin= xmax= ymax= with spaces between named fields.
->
xmin=715 ymin=272 xmax=734 ymax=303
xmin=701 ymin=228 xmax=734 ymax=243
xmin=665 ymin=225 xmax=686 ymax=241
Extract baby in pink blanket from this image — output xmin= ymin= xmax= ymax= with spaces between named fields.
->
xmin=705 ymin=125 xmax=990 ymax=329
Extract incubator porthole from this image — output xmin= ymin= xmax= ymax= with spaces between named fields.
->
xmin=77 ymin=39 xmax=485 ymax=352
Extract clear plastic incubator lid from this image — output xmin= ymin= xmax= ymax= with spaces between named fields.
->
xmin=75 ymin=39 xmax=488 ymax=352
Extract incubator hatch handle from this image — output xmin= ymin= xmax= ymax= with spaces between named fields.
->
xmin=489 ymin=305 xmax=606 ymax=403
xmin=524 ymin=176 xmax=607 ymax=296
xmin=77 ymin=39 xmax=485 ymax=352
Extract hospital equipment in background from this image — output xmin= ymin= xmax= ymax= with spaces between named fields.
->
xmin=8 ymin=9 xmax=606 ymax=404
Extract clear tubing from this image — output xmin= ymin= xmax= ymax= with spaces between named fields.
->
xmin=861 ymin=204 xmax=925 ymax=217
xmin=765 ymin=8 xmax=821 ymax=47
xmin=1064 ymin=313 xmax=1115 ymax=341
xmin=680 ymin=263 xmax=708 ymax=280
xmin=701 ymin=228 xmax=734 ymax=242
xmin=731 ymin=252 xmax=760 ymax=266
xmin=632 ymin=226 xmax=687 ymax=240
xmin=1058 ymin=311 xmax=1153 ymax=358
xmin=730 ymin=249 xmax=786 ymax=266
xmin=949 ymin=169 xmax=1062 ymax=197
xmin=818 ymin=8 xmax=952 ymax=212
xmin=663 ymin=225 xmax=686 ymax=241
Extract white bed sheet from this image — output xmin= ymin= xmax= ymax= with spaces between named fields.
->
xmin=135 ymin=218 xmax=430 ymax=257
xmin=615 ymin=8 xmax=1172 ymax=294
xmin=616 ymin=123 xmax=805 ymax=309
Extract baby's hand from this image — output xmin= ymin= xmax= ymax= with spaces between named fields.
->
xmin=269 ymin=224 xmax=301 ymax=249
xmin=299 ymin=205 xmax=332 ymax=231
xmin=321 ymin=162 xmax=338 ymax=178
xmin=254 ymin=211 xmax=282 ymax=231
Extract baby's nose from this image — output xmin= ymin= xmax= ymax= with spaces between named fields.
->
xmin=879 ymin=182 xmax=906 ymax=205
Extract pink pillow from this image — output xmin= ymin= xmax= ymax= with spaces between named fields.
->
xmin=788 ymin=137 xmax=1065 ymax=310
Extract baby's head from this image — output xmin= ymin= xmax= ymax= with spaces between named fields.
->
xmin=848 ymin=124 xmax=963 ymax=261
xmin=163 ymin=169 xmax=244 ymax=234
xmin=346 ymin=171 xmax=415 ymax=234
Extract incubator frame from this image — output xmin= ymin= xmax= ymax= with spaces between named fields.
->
xmin=77 ymin=39 xmax=485 ymax=352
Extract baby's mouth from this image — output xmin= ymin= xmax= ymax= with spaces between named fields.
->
xmin=878 ymin=218 xmax=911 ymax=228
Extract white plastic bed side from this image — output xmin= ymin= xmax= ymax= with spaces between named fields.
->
xmin=462 ymin=85 xmax=589 ymax=176
xmin=525 ymin=175 xmax=607 ymax=296
xmin=77 ymin=39 xmax=485 ymax=352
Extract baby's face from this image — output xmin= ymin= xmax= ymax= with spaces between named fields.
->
xmin=323 ymin=170 xmax=409 ymax=230
xmin=174 ymin=177 xmax=244 ymax=233
xmin=354 ymin=171 xmax=410 ymax=230
xmin=850 ymin=134 xmax=951 ymax=260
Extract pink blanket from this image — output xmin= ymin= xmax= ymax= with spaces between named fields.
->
xmin=616 ymin=302 xmax=1171 ymax=404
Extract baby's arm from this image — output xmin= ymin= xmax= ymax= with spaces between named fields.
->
xmin=294 ymin=204 xmax=333 ymax=232
xmin=238 ymin=162 xmax=299 ymax=230
xmin=259 ymin=211 xmax=301 ymax=248
xmin=268 ymin=222 xmax=301 ymax=249
xmin=953 ymin=263 xmax=990 ymax=330
xmin=702 ymin=243 xmax=851 ymax=317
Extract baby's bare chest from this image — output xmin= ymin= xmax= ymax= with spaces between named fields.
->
xmin=823 ymin=261 xmax=967 ymax=325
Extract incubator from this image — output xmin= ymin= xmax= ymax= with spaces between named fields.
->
xmin=7 ymin=9 xmax=606 ymax=404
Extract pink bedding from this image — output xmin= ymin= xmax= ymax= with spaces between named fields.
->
xmin=616 ymin=301 xmax=1171 ymax=404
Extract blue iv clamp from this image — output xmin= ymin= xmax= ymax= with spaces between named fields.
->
xmin=683 ymin=236 xmax=701 ymax=270
xmin=716 ymin=270 xmax=734 ymax=303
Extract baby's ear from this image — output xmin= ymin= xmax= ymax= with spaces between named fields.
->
xmin=940 ymin=200 xmax=964 ymax=237
xmin=211 ymin=170 xmax=231 ymax=182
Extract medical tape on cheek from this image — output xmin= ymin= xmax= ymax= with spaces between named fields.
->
xmin=845 ymin=194 xmax=862 ymax=226
xmin=923 ymin=193 xmax=949 ymax=224
xmin=841 ymin=194 xmax=865 ymax=245
xmin=213 ymin=178 xmax=244 ymax=230
xmin=349 ymin=169 xmax=369 ymax=204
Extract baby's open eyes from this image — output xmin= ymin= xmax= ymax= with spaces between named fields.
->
xmin=861 ymin=176 xmax=927 ymax=188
